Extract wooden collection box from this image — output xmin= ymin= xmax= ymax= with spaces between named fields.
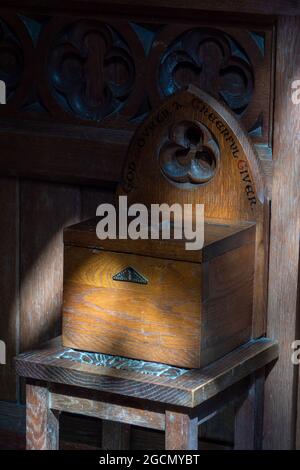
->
xmin=62 ymin=217 xmax=255 ymax=368
xmin=62 ymin=87 xmax=265 ymax=370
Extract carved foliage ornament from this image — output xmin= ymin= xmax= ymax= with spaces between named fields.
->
xmin=159 ymin=120 xmax=220 ymax=189
xmin=159 ymin=28 xmax=254 ymax=115
xmin=49 ymin=20 xmax=135 ymax=120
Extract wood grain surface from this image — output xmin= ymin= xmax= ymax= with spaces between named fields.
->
xmin=200 ymin=243 xmax=254 ymax=365
xmin=26 ymin=383 xmax=59 ymax=450
xmin=0 ymin=178 xmax=19 ymax=401
xmin=263 ymin=16 xmax=300 ymax=450
xmin=0 ymin=124 xmax=128 ymax=187
xmin=52 ymin=392 xmax=165 ymax=431
xmin=165 ymin=411 xmax=198 ymax=450
xmin=63 ymin=246 xmax=202 ymax=367
xmin=63 ymin=227 xmax=254 ymax=368
xmin=64 ymin=217 xmax=255 ymax=263
xmin=20 ymin=181 xmax=81 ymax=353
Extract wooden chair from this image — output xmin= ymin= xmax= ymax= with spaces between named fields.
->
xmin=15 ymin=337 xmax=278 ymax=450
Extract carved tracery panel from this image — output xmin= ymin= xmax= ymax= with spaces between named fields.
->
xmin=0 ymin=12 xmax=273 ymax=146
xmin=48 ymin=20 xmax=136 ymax=120
xmin=158 ymin=28 xmax=254 ymax=116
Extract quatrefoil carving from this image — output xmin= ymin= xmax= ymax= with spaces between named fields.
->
xmin=159 ymin=121 xmax=220 ymax=188
xmin=49 ymin=20 xmax=135 ymax=120
xmin=160 ymin=28 xmax=254 ymax=115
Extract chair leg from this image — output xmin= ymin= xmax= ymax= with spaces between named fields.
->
xmin=26 ymin=383 xmax=59 ymax=450
xmin=165 ymin=410 xmax=198 ymax=450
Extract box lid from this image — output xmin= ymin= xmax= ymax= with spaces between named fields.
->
xmin=64 ymin=217 xmax=255 ymax=263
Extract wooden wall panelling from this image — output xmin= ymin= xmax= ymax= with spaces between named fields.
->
xmin=0 ymin=124 xmax=129 ymax=187
xmin=102 ymin=421 xmax=131 ymax=450
xmin=263 ymin=16 xmax=300 ymax=450
xmin=0 ymin=401 xmax=24 ymax=434
xmin=20 ymin=181 xmax=81 ymax=353
xmin=0 ymin=8 xmax=274 ymax=190
xmin=0 ymin=178 xmax=19 ymax=401
xmin=81 ymin=188 xmax=115 ymax=220
xmin=0 ymin=10 xmax=273 ymax=135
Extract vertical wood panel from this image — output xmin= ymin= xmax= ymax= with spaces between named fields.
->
xmin=102 ymin=420 xmax=131 ymax=450
xmin=20 ymin=181 xmax=81 ymax=352
xmin=81 ymin=188 xmax=115 ymax=220
xmin=263 ymin=16 xmax=300 ymax=449
xmin=200 ymin=405 xmax=234 ymax=445
xmin=234 ymin=370 xmax=264 ymax=449
xmin=295 ymin=252 xmax=300 ymax=450
xmin=0 ymin=178 xmax=19 ymax=401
